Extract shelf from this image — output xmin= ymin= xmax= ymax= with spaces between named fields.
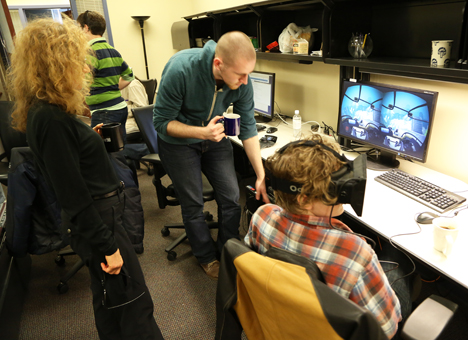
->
xmin=325 ymin=57 xmax=468 ymax=83
xmin=257 ymin=51 xmax=322 ymax=64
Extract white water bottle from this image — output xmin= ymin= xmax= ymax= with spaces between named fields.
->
xmin=293 ymin=110 xmax=301 ymax=139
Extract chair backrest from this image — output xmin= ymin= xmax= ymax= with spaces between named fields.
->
xmin=138 ymin=79 xmax=157 ymax=105
xmin=0 ymin=101 xmax=28 ymax=162
xmin=216 ymin=239 xmax=387 ymax=340
xmin=132 ymin=105 xmax=159 ymax=154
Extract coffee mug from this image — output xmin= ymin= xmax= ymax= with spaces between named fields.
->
xmin=432 ymin=217 xmax=459 ymax=256
xmin=101 ymin=122 xmax=124 ymax=153
xmin=221 ymin=113 xmax=241 ymax=137
xmin=431 ymin=40 xmax=453 ymax=68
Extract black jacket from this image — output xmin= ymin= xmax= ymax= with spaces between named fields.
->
xmin=6 ymin=147 xmax=67 ymax=257
xmin=6 ymin=148 xmax=145 ymax=256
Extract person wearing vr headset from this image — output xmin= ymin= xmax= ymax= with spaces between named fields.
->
xmin=245 ymin=135 xmax=411 ymax=339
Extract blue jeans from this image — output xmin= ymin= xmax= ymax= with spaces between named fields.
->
xmin=158 ymin=137 xmax=241 ymax=264
xmin=91 ymin=107 xmax=129 ymax=143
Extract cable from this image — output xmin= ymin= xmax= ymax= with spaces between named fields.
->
xmin=275 ymin=112 xmax=290 ymax=125
xmin=383 ymin=214 xmax=425 ymax=287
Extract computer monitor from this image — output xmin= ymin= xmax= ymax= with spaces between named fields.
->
xmin=337 ymin=80 xmax=438 ymax=169
xmin=250 ymin=71 xmax=275 ymax=122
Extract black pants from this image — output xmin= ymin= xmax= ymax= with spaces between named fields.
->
xmin=64 ymin=193 xmax=164 ymax=340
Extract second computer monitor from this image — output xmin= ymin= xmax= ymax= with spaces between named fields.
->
xmin=250 ymin=71 xmax=275 ymax=122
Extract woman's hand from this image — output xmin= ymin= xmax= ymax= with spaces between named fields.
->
xmin=101 ymin=249 xmax=124 ymax=275
xmin=93 ymin=123 xmax=104 ymax=137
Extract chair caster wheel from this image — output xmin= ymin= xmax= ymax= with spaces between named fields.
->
xmin=147 ymin=168 xmax=154 ymax=176
xmin=55 ymin=256 xmax=65 ymax=266
xmin=161 ymin=227 xmax=170 ymax=237
xmin=167 ymin=251 xmax=177 ymax=261
xmin=57 ymin=282 xmax=69 ymax=294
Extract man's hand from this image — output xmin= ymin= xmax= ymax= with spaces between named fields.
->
xmin=93 ymin=123 xmax=104 ymax=137
xmin=255 ymin=176 xmax=270 ymax=203
xmin=101 ymin=249 xmax=124 ymax=275
xmin=203 ymin=116 xmax=226 ymax=142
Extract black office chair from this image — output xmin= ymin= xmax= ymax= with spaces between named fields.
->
xmin=0 ymin=101 xmax=28 ymax=186
xmin=5 ymin=146 xmax=84 ymax=294
xmin=216 ymin=239 xmax=459 ymax=340
xmin=138 ymin=78 xmax=158 ymax=105
xmin=132 ymin=105 xmax=218 ymax=261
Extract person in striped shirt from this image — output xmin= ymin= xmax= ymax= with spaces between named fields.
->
xmin=77 ymin=10 xmax=134 ymax=141
xmin=245 ymin=135 xmax=411 ymax=339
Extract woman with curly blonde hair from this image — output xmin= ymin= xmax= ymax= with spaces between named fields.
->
xmin=9 ymin=18 xmax=164 ymax=340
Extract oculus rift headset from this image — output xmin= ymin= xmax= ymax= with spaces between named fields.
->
xmin=265 ymin=140 xmax=367 ymax=216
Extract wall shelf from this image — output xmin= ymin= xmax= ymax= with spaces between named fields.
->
xmin=181 ymin=0 xmax=468 ymax=84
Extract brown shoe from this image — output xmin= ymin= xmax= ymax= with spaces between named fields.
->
xmin=201 ymin=260 xmax=220 ymax=279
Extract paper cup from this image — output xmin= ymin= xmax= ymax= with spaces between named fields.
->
xmin=431 ymin=40 xmax=453 ymax=68
xmin=432 ymin=217 xmax=459 ymax=256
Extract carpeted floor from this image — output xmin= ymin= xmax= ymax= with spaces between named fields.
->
xmin=17 ymin=167 xmax=240 ymax=340
xmin=14 ymin=165 xmax=468 ymax=340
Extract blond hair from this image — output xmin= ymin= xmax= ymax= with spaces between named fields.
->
xmin=265 ymin=135 xmax=346 ymax=215
xmin=215 ymin=31 xmax=256 ymax=66
xmin=9 ymin=17 xmax=93 ymax=132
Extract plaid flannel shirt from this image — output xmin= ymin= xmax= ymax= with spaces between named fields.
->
xmin=245 ymin=204 xmax=402 ymax=339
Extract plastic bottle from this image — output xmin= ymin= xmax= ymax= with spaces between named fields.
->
xmin=293 ymin=110 xmax=302 ymax=139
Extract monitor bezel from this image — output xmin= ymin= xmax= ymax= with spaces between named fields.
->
xmin=337 ymin=79 xmax=439 ymax=164
xmin=250 ymin=71 xmax=276 ymax=122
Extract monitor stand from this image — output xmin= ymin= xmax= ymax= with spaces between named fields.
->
xmin=255 ymin=115 xmax=272 ymax=123
xmin=366 ymin=150 xmax=400 ymax=171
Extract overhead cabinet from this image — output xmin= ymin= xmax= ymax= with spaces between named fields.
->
xmin=181 ymin=0 xmax=468 ymax=83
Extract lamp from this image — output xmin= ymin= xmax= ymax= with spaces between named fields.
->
xmin=132 ymin=16 xmax=150 ymax=79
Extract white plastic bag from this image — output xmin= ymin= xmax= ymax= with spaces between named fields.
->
xmin=278 ymin=23 xmax=318 ymax=53
xmin=278 ymin=23 xmax=301 ymax=53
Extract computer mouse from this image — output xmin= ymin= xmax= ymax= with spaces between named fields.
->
xmin=266 ymin=127 xmax=277 ymax=133
xmin=415 ymin=211 xmax=439 ymax=224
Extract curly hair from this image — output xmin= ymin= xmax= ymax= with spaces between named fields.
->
xmin=9 ymin=17 xmax=93 ymax=132
xmin=265 ymin=135 xmax=346 ymax=215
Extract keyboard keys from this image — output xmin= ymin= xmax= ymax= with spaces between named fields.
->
xmin=375 ymin=169 xmax=466 ymax=213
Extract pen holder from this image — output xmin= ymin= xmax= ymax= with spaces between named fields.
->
xmin=348 ymin=33 xmax=373 ymax=59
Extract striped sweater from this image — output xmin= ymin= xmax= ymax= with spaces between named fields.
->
xmin=87 ymin=37 xmax=134 ymax=112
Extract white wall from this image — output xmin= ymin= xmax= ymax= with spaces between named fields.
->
xmin=107 ymin=0 xmax=194 ymax=81
xmin=106 ymin=0 xmax=468 ymax=183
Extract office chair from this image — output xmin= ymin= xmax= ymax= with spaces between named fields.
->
xmin=216 ymin=239 xmax=458 ymax=340
xmin=0 ymin=101 xmax=28 ymax=186
xmin=138 ymin=78 xmax=158 ymax=105
xmin=132 ymin=105 xmax=218 ymax=261
xmin=5 ymin=147 xmax=84 ymax=294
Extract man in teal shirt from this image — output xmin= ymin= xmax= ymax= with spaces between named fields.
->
xmin=77 ymin=10 xmax=134 ymax=141
xmin=154 ymin=32 xmax=269 ymax=279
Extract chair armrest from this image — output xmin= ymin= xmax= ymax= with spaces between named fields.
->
xmin=401 ymin=294 xmax=458 ymax=340
xmin=141 ymin=153 xmax=161 ymax=165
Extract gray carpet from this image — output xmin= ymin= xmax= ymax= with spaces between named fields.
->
xmin=17 ymin=168 xmax=237 ymax=340
xmin=15 ymin=166 xmax=468 ymax=339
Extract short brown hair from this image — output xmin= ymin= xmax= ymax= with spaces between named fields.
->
xmin=265 ymin=135 xmax=346 ymax=215
xmin=77 ymin=10 xmax=106 ymax=36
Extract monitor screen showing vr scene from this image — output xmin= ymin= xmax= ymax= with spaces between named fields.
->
xmin=338 ymin=80 xmax=438 ymax=165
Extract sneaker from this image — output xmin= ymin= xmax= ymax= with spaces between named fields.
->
xmin=201 ymin=260 xmax=220 ymax=279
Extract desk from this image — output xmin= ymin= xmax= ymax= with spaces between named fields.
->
xmin=231 ymin=119 xmax=468 ymax=291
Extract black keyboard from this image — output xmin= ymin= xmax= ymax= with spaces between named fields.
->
xmin=375 ymin=169 xmax=466 ymax=213
xmin=256 ymin=124 xmax=266 ymax=132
